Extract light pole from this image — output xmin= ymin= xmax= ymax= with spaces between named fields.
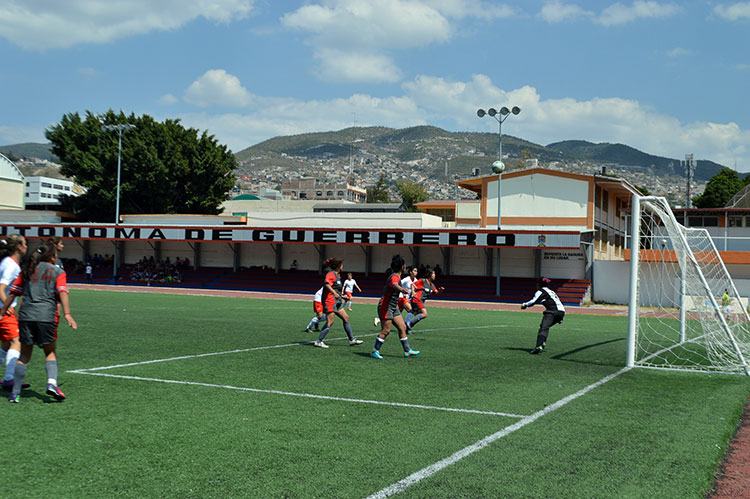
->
xmin=477 ymin=105 xmax=521 ymax=296
xmin=101 ymin=122 xmax=136 ymax=278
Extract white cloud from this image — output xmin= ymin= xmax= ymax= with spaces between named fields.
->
xmin=539 ymin=2 xmax=594 ymax=23
xmin=158 ymin=94 xmax=178 ymax=106
xmin=184 ymin=70 xmax=255 ymax=108
xmin=666 ymin=47 xmax=692 ymax=58
xmin=714 ymin=2 xmax=750 ymax=20
xmin=596 ymin=1 xmax=680 ymax=26
xmin=77 ymin=67 xmax=99 ymax=78
xmin=169 ymin=72 xmax=750 ymax=170
xmin=281 ymin=0 xmax=515 ymax=83
xmin=0 ymin=0 xmax=255 ymax=50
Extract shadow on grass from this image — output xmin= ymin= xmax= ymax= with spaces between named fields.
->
xmin=550 ymin=338 xmax=626 ymax=366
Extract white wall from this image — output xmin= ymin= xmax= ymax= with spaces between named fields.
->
xmin=491 ymin=174 xmax=588 ymax=219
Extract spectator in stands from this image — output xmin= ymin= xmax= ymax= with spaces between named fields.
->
xmin=85 ymin=263 xmax=93 ymax=284
xmin=434 ymin=264 xmax=442 ymax=278
xmin=290 ymin=260 xmax=298 ymax=271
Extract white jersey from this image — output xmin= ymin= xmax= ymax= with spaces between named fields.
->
xmin=0 ymin=256 xmax=21 ymax=309
xmin=313 ymin=286 xmax=323 ymax=303
xmin=343 ymin=279 xmax=357 ymax=293
xmin=522 ymin=287 xmax=565 ymax=313
xmin=399 ymin=276 xmax=414 ymax=299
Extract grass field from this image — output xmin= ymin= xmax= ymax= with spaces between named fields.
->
xmin=6 ymin=288 xmax=750 ymax=498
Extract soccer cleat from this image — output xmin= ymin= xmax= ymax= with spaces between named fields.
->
xmin=373 ymin=317 xmax=381 ymax=326
xmin=8 ymin=394 xmax=20 ymax=403
xmin=530 ymin=346 xmax=544 ymax=355
xmin=370 ymin=350 xmax=383 ymax=359
xmin=404 ymin=349 xmax=420 ymax=357
xmin=1 ymin=380 xmax=30 ymax=391
xmin=304 ymin=327 xmax=313 ymax=333
xmin=46 ymin=383 xmax=66 ymax=401
xmin=349 ymin=339 xmax=364 ymax=346
xmin=313 ymin=341 xmax=329 ymax=349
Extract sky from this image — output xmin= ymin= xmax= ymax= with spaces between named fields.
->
xmin=0 ymin=0 xmax=749 ymax=170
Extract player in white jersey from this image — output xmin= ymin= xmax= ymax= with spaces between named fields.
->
xmin=342 ymin=273 xmax=362 ymax=311
xmin=305 ymin=287 xmax=325 ymax=333
xmin=400 ymin=265 xmax=418 ymax=324
xmin=0 ymin=235 xmax=28 ymax=391
xmin=521 ymin=277 xmax=566 ymax=354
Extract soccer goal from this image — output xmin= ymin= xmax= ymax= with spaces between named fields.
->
xmin=627 ymin=196 xmax=750 ymax=375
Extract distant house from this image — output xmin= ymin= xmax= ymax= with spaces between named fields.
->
xmin=0 ymin=153 xmax=25 ymax=210
xmin=281 ymin=178 xmax=366 ymax=203
xmin=24 ymin=175 xmax=81 ymax=209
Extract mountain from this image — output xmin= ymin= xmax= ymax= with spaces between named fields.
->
xmin=545 ymin=140 xmax=724 ymax=181
xmin=235 ymin=126 xmax=728 ymax=181
xmin=0 ymin=142 xmax=56 ymax=162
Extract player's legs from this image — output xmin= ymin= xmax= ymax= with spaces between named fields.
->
xmin=531 ymin=312 xmax=556 ymax=354
xmin=43 ymin=341 xmax=65 ymax=400
xmin=393 ymin=314 xmax=418 ymax=356
xmin=407 ymin=307 xmax=427 ymax=333
xmin=9 ymin=343 xmax=33 ymax=401
xmin=315 ymin=311 xmax=336 ymax=347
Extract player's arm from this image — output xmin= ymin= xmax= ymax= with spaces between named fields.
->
xmin=521 ymin=290 xmax=542 ymax=309
xmin=355 ymin=282 xmax=362 ymax=292
xmin=56 ymin=273 xmax=77 ymax=329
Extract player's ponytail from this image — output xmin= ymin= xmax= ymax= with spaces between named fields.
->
xmin=389 ymin=254 xmax=405 ymax=274
xmin=538 ymin=277 xmax=552 ymax=288
xmin=323 ymin=257 xmax=342 ymax=271
xmin=22 ymin=241 xmax=57 ymax=281
xmin=419 ymin=265 xmax=433 ymax=279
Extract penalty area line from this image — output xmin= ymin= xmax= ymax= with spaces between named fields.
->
xmin=366 ymin=366 xmax=631 ymax=499
xmin=70 ymin=371 xmax=527 ymax=418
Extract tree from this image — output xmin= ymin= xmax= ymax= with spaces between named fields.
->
xmin=635 ymin=185 xmax=651 ymax=196
xmin=366 ymin=174 xmax=390 ymax=203
xmin=397 ymin=180 xmax=429 ymax=212
xmin=692 ymin=168 xmax=744 ymax=208
xmin=45 ymin=110 xmax=237 ymax=222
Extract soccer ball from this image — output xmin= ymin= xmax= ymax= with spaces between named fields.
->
xmin=492 ymin=160 xmax=505 ymax=174
xmin=373 ymin=317 xmax=380 ymax=326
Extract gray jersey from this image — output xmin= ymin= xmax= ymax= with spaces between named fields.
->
xmin=11 ymin=262 xmax=68 ymax=323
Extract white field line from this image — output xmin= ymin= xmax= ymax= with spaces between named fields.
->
xmin=71 ymin=371 xmax=527 ymax=418
xmin=366 ymin=366 xmax=630 ymax=499
xmin=67 ymin=324 xmax=514 ymax=373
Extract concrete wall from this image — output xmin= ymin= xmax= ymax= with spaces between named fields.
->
xmin=489 ymin=174 xmax=588 ymax=219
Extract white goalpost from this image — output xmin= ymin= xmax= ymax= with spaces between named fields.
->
xmin=627 ymin=195 xmax=750 ymax=376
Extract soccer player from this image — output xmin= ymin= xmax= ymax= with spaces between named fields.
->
xmin=400 ymin=265 xmax=418 ymax=323
xmin=342 ymin=273 xmax=362 ymax=311
xmin=370 ymin=255 xmax=419 ymax=359
xmin=0 ymin=235 xmax=30 ymax=391
xmin=721 ymin=289 xmax=732 ymax=320
xmin=521 ymin=277 xmax=565 ymax=354
xmin=305 ymin=286 xmax=324 ymax=333
xmin=313 ymin=258 xmax=363 ymax=348
xmin=1 ymin=241 xmax=77 ymax=403
xmin=405 ymin=265 xmax=444 ymax=334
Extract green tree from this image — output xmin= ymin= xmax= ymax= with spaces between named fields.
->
xmin=635 ymin=185 xmax=651 ymax=196
xmin=692 ymin=168 xmax=744 ymax=208
xmin=397 ymin=180 xmax=429 ymax=212
xmin=366 ymin=174 xmax=390 ymax=203
xmin=45 ymin=110 xmax=237 ymax=222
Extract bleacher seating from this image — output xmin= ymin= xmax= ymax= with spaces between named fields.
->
xmin=68 ymin=266 xmax=590 ymax=305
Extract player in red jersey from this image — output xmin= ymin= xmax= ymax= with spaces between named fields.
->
xmin=1 ymin=241 xmax=77 ymax=403
xmin=405 ymin=265 xmax=444 ymax=334
xmin=313 ymin=258 xmax=363 ymax=349
xmin=370 ymin=255 xmax=420 ymax=359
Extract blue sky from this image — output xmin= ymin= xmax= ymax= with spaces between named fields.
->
xmin=1 ymin=0 xmax=749 ymax=170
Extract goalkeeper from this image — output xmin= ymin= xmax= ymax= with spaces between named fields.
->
xmin=521 ymin=277 xmax=566 ymax=354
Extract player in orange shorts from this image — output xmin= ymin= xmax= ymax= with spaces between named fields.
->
xmin=0 ymin=234 xmax=29 ymax=391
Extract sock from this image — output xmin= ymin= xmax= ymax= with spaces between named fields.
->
xmin=317 ymin=325 xmax=330 ymax=342
xmin=409 ymin=314 xmax=424 ymax=329
xmin=404 ymin=312 xmax=413 ymax=323
xmin=400 ymin=337 xmax=411 ymax=352
xmin=46 ymin=360 xmax=59 ymax=385
xmin=12 ymin=363 xmax=27 ymax=396
xmin=4 ymin=349 xmax=20 ymax=382
xmin=343 ymin=322 xmax=354 ymax=341
xmin=374 ymin=337 xmax=384 ymax=352
xmin=306 ymin=317 xmax=318 ymax=329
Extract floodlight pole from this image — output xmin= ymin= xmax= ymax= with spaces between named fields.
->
xmin=101 ymin=122 xmax=136 ymax=278
xmin=477 ymin=106 xmax=521 ymax=296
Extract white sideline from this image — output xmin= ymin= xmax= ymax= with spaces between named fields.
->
xmin=365 ymin=367 xmax=630 ymax=499
xmin=71 ymin=371 xmax=527 ymax=418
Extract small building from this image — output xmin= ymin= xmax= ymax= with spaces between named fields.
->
xmin=281 ymin=178 xmax=366 ymax=203
xmin=25 ymin=175 xmax=80 ymax=209
xmin=0 ymin=153 xmax=25 ymax=210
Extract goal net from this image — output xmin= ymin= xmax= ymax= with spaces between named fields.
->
xmin=627 ymin=196 xmax=750 ymax=375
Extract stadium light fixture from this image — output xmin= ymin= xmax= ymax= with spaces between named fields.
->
xmin=101 ymin=122 xmax=136 ymax=278
xmin=477 ymin=105 xmax=521 ymax=296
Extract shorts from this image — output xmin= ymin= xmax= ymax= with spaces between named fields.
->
xmin=411 ymin=299 xmax=425 ymax=311
xmin=313 ymin=301 xmax=323 ymax=314
xmin=0 ymin=312 xmax=19 ymax=341
xmin=19 ymin=321 xmax=58 ymax=347
xmin=322 ymin=300 xmax=343 ymax=315
xmin=344 ymin=291 xmax=353 ymax=300
xmin=378 ymin=298 xmax=400 ymax=322
xmin=398 ymin=297 xmax=407 ymax=310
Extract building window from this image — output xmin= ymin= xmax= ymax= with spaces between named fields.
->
xmin=327 ymin=191 xmax=333 ymax=196
xmin=26 ymin=181 xmax=29 ymax=186
xmin=64 ymin=186 xmax=70 ymax=191
xmin=729 ymin=216 xmax=744 ymax=227
xmin=316 ymin=191 xmax=322 ymax=196
xmin=53 ymin=184 xmax=63 ymax=190
xmin=41 ymin=182 xmax=52 ymax=188
xmin=25 ymin=193 xmax=29 ymax=197
xmin=338 ymin=191 xmax=344 ymax=196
